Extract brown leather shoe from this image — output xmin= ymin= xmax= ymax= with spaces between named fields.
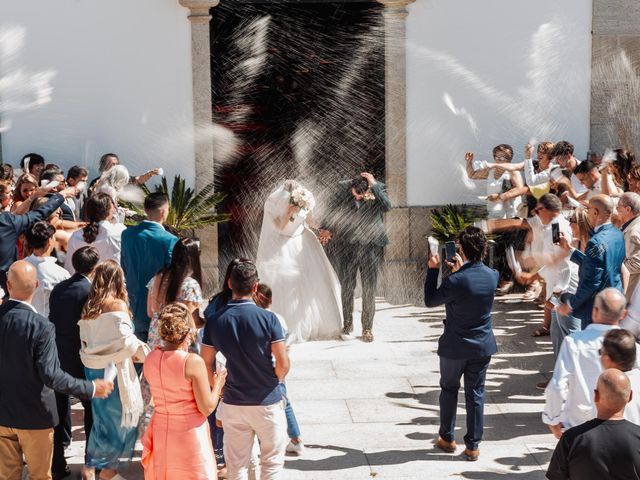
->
xmin=464 ymin=448 xmax=480 ymax=461
xmin=435 ymin=437 xmax=457 ymax=453
xmin=342 ymin=324 xmax=354 ymax=335
xmin=361 ymin=330 xmax=374 ymax=343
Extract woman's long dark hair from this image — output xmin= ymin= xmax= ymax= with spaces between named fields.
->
xmin=210 ymin=257 xmax=251 ymax=307
xmin=83 ymin=193 xmax=113 ymax=243
xmin=163 ymin=237 xmax=203 ymax=303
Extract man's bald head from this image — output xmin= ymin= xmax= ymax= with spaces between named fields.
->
xmin=7 ymin=261 xmax=39 ymax=301
xmin=590 ymin=194 xmax=614 ymax=217
xmin=593 ymin=288 xmax=627 ymax=325
xmin=596 ymin=368 xmax=632 ymax=417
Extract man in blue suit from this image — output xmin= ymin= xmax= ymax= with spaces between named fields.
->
xmin=425 ymin=226 xmax=499 ymax=461
xmin=121 ymin=192 xmax=178 ymax=341
xmin=557 ymin=194 xmax=625 ymax=329
xmin=0 ymin=261 xmax=113 ymax=480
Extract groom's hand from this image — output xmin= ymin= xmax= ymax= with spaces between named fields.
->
xmin=361 ymin=172 xmax=376 ymax=187
xmin=318 ymin=229 xmax=332 ymax=245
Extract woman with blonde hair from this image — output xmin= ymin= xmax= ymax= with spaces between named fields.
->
xmin=11 ymin=173 xmax=47 ymax=214
xmin=569 ymin=208 xmax=593 ymax=253
xmin=79 ymin=260 xmax=148 ymax=480
xmin=142 ymin=303 xmax=226 ymax=479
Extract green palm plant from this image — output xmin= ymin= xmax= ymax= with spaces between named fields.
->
xmin=124 ymin=175 xmax=229 ymax=236
xmin=430 ymin=204 xmax=485 ymax=242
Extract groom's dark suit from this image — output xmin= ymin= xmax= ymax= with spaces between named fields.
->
xmin=324 ymin=180 xmax=391 ymax=332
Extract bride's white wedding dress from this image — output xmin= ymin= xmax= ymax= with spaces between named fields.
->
xmin=256 ymin=185 xmax=343 ymax=343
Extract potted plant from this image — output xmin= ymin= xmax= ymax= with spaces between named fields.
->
xmin=123 ymin=175 xmax=229 ymax=237
xmin=429 ymin=204 xmax=487 ymax=276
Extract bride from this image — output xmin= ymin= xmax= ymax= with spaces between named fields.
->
xmin=256 ymin=180 xmax=343 ymax=342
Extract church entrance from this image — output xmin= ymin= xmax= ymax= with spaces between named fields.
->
xmin=210 ymin=0 xmax=386 ymax=273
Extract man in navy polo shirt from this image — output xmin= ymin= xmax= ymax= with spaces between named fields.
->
xmin=201 ymin=261 xmax=290 ymax=480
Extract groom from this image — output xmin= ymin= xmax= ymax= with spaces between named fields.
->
xmin=320 ymin=172 xmax=391 ymax=342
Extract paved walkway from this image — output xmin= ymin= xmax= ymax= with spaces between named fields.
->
xmin=64 ymin=294 xmax=557 ymax=479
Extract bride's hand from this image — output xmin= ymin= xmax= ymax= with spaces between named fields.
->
xmin=318 ymin=229 xmax=332 ymax=245
xmin=288 ymin=204 xmax=301 ymax=215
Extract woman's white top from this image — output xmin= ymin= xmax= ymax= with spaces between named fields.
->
xmin=24 ymin=254 xmax=70 ymax=317
xmin=64 ymin=220 xmax=127 ymax=274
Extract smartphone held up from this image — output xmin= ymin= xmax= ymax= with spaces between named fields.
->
xmin=551 ymin=223 xmax=560 ymax=244
xmin=445 ymin=241 xmax=457 ymax=262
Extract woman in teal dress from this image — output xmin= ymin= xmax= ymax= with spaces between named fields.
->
xmin=79 ymin=260 xmax=149 ymax=479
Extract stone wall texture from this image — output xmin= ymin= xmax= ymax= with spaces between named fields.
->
xmin=590 ymin=0 xmax=640 ymax=153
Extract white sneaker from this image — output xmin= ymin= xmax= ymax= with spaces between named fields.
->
xmin=286 ymin=440 xmax=305 ymax=456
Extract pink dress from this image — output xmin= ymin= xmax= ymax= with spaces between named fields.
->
xmin=141 ymin=348 xmax=216 ymax=479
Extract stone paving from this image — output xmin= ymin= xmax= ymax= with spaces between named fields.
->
xmin=63 ymin=294 xmax=557 ymax=479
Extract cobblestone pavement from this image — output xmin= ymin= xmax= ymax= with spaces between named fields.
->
xmin=62 ymin=294 xmax=556 ymax=479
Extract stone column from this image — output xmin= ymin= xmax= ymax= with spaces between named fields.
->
xmin=377 ymin=0 xmax=414 ymax=207
xmin=377 ymin=0 xmax=416 ymax=304
xmin=179 ymin=0 xmax=219 ymax=294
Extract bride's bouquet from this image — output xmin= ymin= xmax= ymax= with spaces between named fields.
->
xmin=289 ymin=187 xmax=315 ymax=211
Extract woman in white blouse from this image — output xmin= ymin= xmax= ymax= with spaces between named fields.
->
xmin=65 ymin=193 xmax=126 ymax=274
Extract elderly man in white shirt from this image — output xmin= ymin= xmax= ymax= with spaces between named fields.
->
xmin=24 ymin=221 xmax=70 ymax=317
xmin=598 ymin=328 xmax=640 ymax=425
xmin=543 ymin=287 xmax=627 ymax=438
xmin=617 ymin=192 xmax=640 ymax=302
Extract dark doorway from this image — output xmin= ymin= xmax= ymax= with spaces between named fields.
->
xmin=211 ymin=0 xmax=385 ymax=272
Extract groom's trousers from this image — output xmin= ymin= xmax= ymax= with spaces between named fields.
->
xmin=334 ymin=243 xmax=383 ymax=331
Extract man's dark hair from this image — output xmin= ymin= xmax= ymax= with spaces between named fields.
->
xmin=25 ymin=221 xmax=56 ymax=250
xmin=72 ymin=246 xmax=100 ymax=275
xmin=40 ymin=168 xmax=64 ymax=184
xmin=67 ymin=165 xmax=88 ymax=180
xmin=144 ymin=192 xmax=169 ymax=212
xmin=99 ymin=153 xmax=119 ymax=172
xmin=20 ymin=153 xmax=45 ymax=171
xmin=0 ymin=164 xmax=13 ymax=182
xmin=573 ymin=160 xmax=597 ymax=176
xmin=458 ymin=226 xmax=486 ymax=263
xmin=492 ymin=144 xmax=514 ymax=162
xmin=230 ymin=261 xmax=259 ymax=296
xmin=549 ymin=140 xmax=574 ymax=158
xmin=351 ymin=177 xmax=369 ymax=195
xmin=602 ymin=329 xmax=637 ymax=372
xmin=537 ymin=194 xmax=562 ymax=213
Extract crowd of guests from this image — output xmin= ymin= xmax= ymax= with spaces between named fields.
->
xmin=0 ymin=153 xmax=299 ymax=480
xmin=424 ymin=140 xmax=640 ymax=477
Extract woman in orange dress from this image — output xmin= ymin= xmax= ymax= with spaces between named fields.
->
xmin=142 ymin=303 xmax=226 ymax=480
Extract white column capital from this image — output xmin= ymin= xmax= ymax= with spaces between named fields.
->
xmin=179 ymin=0 xmax=219 ymax=23
xmin=376 ymin=0 xmax=416 ymax=9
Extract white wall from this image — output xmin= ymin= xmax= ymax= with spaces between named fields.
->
xmin=0 ymin=0 xmax=194 ymax=184
xmin=406 ymin=0 xmax=593 ymax=206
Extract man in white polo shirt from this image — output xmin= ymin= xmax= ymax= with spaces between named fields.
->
xmin=543 ymin=288 xmax=627 ymax=438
